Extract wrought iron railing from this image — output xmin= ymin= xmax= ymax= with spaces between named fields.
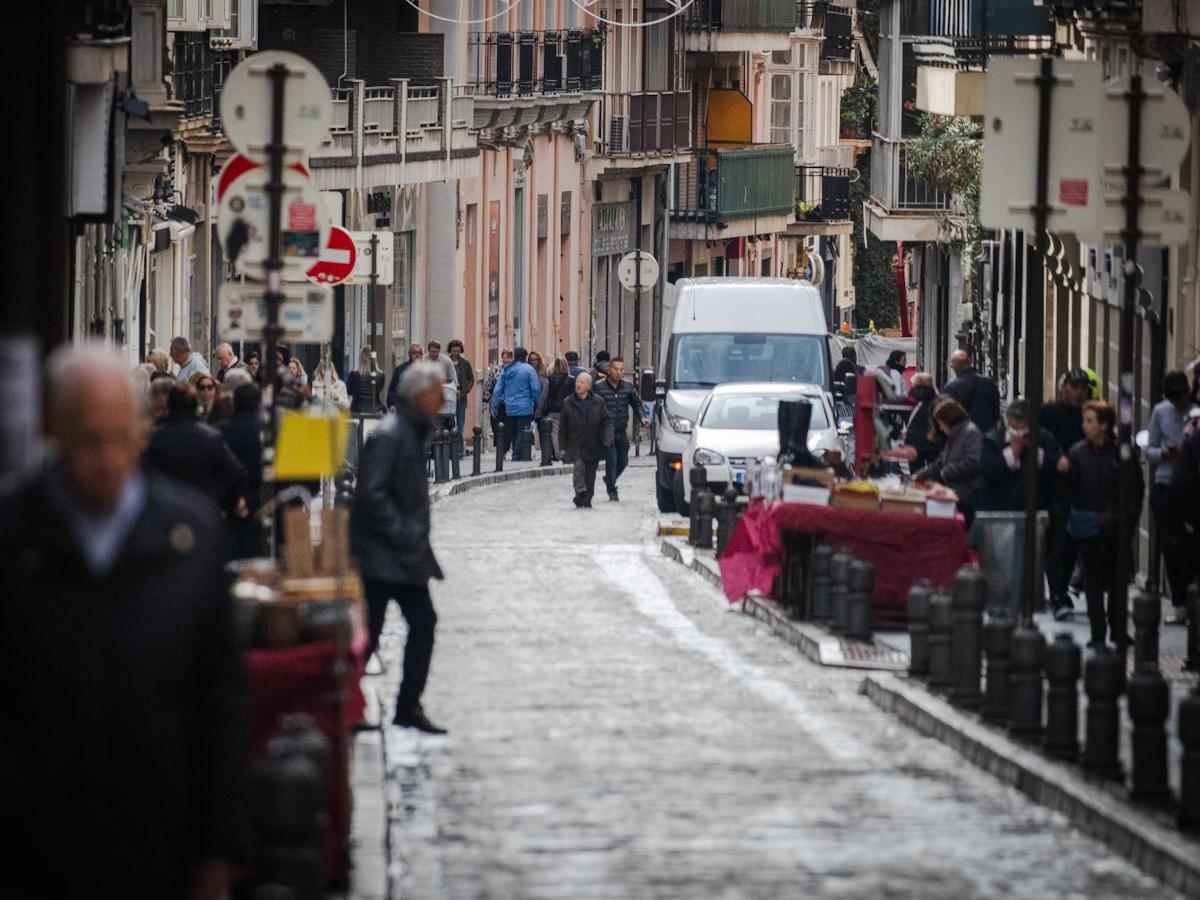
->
xmin=670 ymin=145 xmax=795 ymax=224
xmin=597 ymin=91 xmax=692 ymax=156
xmin=901 ymin=0 xmax=1053 ymax=38
xmin=686 ymin=0 xmax=800 ymax=32
xmin=174 ymin=31 xmax=213 ymax=118
xmin=467 ymin=28 xmax=604 ymax=98
xmin=795 ymin=166 xmax=852 ymax=222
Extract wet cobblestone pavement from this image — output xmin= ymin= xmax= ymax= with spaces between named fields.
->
xmin=367 ymin=466 xmax=1180 ymax=900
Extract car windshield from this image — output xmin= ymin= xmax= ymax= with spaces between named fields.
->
xmin=701 ymin=394 xmax=829 ymax=431
xmin=671 ymin=333 xmax=828 ymax=389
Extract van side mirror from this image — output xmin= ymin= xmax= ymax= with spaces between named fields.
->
xmin=639 ymin=369 xmax=657 ymax=402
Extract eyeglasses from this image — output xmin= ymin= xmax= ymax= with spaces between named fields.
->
xmin=198 ymin=383 xmax=216 ymax=392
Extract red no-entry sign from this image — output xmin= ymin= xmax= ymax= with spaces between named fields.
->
xmin=307 ymin=225 xmax=357 ymax=285
xmin=216 ymin=153 xmax=309 ymax=203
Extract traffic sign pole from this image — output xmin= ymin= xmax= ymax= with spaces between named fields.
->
xmin=1114 ymin=73 xmax=1146 ymax=658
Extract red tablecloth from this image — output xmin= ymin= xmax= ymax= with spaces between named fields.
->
xmin=245 ymin=631 xmax=367 ymax=884
xmin=718 ymin=499 xmax=974 ymax=627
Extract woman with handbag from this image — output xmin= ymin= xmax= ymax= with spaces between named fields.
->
xmin=1067 ymin=400 xmax=1144 ymax=650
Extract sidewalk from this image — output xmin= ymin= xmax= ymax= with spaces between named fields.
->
xmin=659 ymin=533 xmax=1200 ymax=898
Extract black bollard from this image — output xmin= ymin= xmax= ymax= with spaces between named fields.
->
xmin=1007 ymin=624 xmax=1046 ymax=741
xmin=716 ymin=486 xmax=740 ymax=556
xmin=432 ymin=430 xmax=448 ymax=484
xmin=810 ymin=543 xmax=834 ymax=624
xmin=450 ymin=429 xmax=461 ymax=480
xmin=695 ymin=480 xmax=715 ymax=551
xmin=927 ymin=590 xmax=953 ymax=690
xmin=1132 ymin=588 xmax=1160 ymax=672
xmin=1186 ymin=583 xmax=1199 ymax=672
xmin=1081 ymin=645 xmax=1126 ymax=781
xmin=778 ymin=537 xmax=805 ymax=617
xmin=471 ymin=426 xmax=482 ymax=476
xmin=1180 ymin=684 xmax=1200 ymax=829
xmin=949 ymin=566 xmax=986 ymax=710
xmin=688 ymin=467 xmax=711 ymax=547
xmin=982 ymin=615 xmax=1014 ymax=723
xmin=1128 ymin=666 xmax=1171 ymax=801
xmin=514 ymin=421 xmax=532 ymax=461
xmin=847 ymin=558 xmax=874 ymax=641
xmin=538 ymin=416 xmax=554 ymax=467
xmin=494 ymin=422 xmax=505 ymax=472
xmin=907 ymin=580 xmax=933 ymax=677
xmin=1043 ymin=633 xmax=1082 ymax=761
xmin=830 ymin=549 xmax=852 ymax=634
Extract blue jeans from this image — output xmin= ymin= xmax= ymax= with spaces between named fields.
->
xmin=504 ymin=413 xmax=533 ymax=459
xmin=604 ymin=433 xmax=630 ymax=491
xmin=454 ymin=400 xmax=467 ymax=458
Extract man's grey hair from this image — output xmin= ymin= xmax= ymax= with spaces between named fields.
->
xmin=397 ymin=360 xmax=445 ymax=403
xmin=223 ymin=367 xmax=254 ymax=388
xmin=45 ymin=342 xmax=139 ymax=424
xmin=215 ymin=342 xmax=233 ymax=355
xmin=170 ymin=336 xmax=191 ymax=352
xmin=575 ymin=371 xmax=593 ymax=387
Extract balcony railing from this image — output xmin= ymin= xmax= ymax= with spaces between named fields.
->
xmin=686 ymin=0 xmax=800 ymax=32
xmin=467 ymin=28 xmax=603 ymax=98
xmin=670 ymin=145 xmax=795 ymax=224
xmin=597 ymin=91 xmax=692 ymax=156
xmin=819 ymin=6 xmax=854 ymax=61
xmin=900 ymin=0 xmax=1053 ymax=38
xmin=174 ymin=31 xmax=213 ymax=118
xmin=870 ymin=137 xmax=952 ymax=212
xmin=795 ymin=166 xmax=852 ymax=222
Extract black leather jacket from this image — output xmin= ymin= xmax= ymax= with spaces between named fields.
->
xmin=350 ymin=402 xmax=444 ymax=586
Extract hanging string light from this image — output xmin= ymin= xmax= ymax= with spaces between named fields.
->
xmin=401 ymin=0 xmax=695 ymax=28
xmin=401 ymin=0 xmax=521 ymax=26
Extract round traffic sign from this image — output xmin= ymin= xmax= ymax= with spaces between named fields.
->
xmin=216 ymin=153 xmax=309 ymax=203
xmin=221 ymin=50 xmax=332 ymax=160
xmin=307 ymin=225 xmax=358 ymax=285
xmin=216 ymin=165 xmax=329 ymax=280
xmin=617 ymin=250 xmax=660 ymax=292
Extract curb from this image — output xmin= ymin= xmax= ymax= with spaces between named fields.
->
xmin=430 ymin=464 xmax=573 ymax=504
xmin=861 ymin=673 xmax=1200 ymax=898
xmin=740 ymin=592 xmax=825 ymax=666
xmin=658 ymin=537 xmax=724 ymax=590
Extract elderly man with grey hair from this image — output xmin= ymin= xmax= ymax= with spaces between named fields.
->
xmin=0 ymin=343 xmax=244 ymax=900
xmin=351 ymin=360 xmax=448 ymax=734
xmin=169 ymin=335 xmax=209 ymax=383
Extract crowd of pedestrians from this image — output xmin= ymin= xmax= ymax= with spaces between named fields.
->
xmin=886 ymin=350 xmax=1200 ymax=651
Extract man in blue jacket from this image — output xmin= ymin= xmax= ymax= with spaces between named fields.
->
xmin=490 ymin=346 xmax=542 ymax=460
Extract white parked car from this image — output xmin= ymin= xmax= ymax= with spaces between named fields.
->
xmin=678 ymin=383 xmax=843 ymax=513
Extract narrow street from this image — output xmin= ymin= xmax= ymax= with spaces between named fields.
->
xmin=367 ymin=466 xmax=1177 ymax=900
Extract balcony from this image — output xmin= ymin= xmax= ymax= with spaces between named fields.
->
xmin=818 ymin=5 xmax=855 ymax=63
xmin=669 ymin=145 xmax=795 ymax=239
xmin=595 ymin=91 xmax=692 ymax=163
xmin=789 ymin=165 xmax=853 ymax=236
xmin=863 ymin=136 xmax=955 ymax=242
xmin=308 ymin=79 xmax=480 ymax=191
xmin=685 ymin=0 xmax=799 ymax=52
xmin=171 ymin=32 xmax=235 ymax=150
xmin=467 ymin=28 xmax=603 ymax=133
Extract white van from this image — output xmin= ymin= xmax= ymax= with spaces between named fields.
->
xmin=647 ymin=277 xmax=831 ymax=513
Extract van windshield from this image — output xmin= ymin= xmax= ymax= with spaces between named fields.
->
xmin=671 ymin=333 xmax=828 ymax=390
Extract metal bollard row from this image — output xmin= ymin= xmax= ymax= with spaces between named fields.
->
xmin=471 ymin=426 xmax=482 ymax=476
xmin=538 ymin=416 xmax=554 ymax=467
xmin=1007 ymin=624 xmax=1046 ymax=742
xmin=927 ymin=589 xmax=953 ymax=690
xmin=1043 ymin=633 xmax=1081 ymax=761
xmin=494 ymin=422 xmax=506 ymax=473
xmin=809 ymin=543 xmax=834 ymax=625
xmin=949 ymin=566 xmax=985 ymax=710
xmin=906 ymin=580 xmax=932 ymax=678
xmin=450 ymin=429 xmax=461 ymax=480
xmin=715 ymin=486 xmax=740 ymax=556
xmin=830 ymin=548 xmax=852 ymax=635
xmin=688 ymin=467 xmax=714 ymax=549
xmin=1132 ymin=588 xmax=1160 ymax=673
xmin=1081 ymin=645 xmax=1124 ymax=781
xmin=846 ymin=558 xmax=874 ymax=641
xmin=981 ymin=615 xmax=1014 ymax=723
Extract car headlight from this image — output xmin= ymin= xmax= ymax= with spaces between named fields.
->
xmin=693 ymin=448 xmax=725 ymax=466
xmin=667 ymin=413 xmax=694 ymax=434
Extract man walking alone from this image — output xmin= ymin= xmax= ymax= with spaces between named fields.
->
xmin=593 ymin=357 xmax=648 ymax=501
xmin=351 ymin=362 xmax=448 ymax=734
xmin=559 ymin=372 xmax=612 ymax=508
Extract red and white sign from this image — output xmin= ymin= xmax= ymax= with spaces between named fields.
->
xmin=1059 ymin=178 xmax=1088 ymax=207
xmin=307 ymin=225 xmax=358 ymax=285
xmin=216 ymin=153 xmax=309 ymax=203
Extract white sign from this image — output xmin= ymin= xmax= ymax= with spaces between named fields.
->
xmin=345 ymin=231 xmax=395 ymax=285
xmin=217 ymin=282 xmax=334 ymax=343
xmin=216 ymin=166 xmax=330 ymax=279
xmin=220 ymin=50 xmax=332 ymax=160
xmin=617 ymin=250 xmax=660 ymax=292
xmin=981 ymin=58 xmax=1107 ymax=236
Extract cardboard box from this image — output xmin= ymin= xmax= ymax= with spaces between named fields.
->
xmin=782 ymin=484 xmax=831 ymax=506
xmin=880 ymin=490 xmax=927 ymax=516
xmin=831 ymin=487 xmax=880 ymax=511
xmin=926 ymin=498 xmax=957 ymax=519
xmin=783 ymin=465 xmax=835 ymax=488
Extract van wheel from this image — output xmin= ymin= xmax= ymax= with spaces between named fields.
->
xmin=674 ymin=468 xmax=689 ymax=517
xmin=656 ymin=473 xmax=675 ymax=513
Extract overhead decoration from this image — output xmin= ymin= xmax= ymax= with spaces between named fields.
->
xmin=402 ymin=0 xmax=521 ymax=26
xmin=402 ymin=0 xmax=694 ymax=28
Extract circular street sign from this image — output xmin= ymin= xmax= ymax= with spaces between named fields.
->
xmin=221 ymin=50 xmax=332 ymax=160
xmin=216 ymin=165 xmax=329 ymax=280
xmin=307 ymin=225 xmax=358 ymax=285
xmin=617 ymin=250 xmax=660 ymax=292
xmin=216 ymin=153 xmax=310 ymax=203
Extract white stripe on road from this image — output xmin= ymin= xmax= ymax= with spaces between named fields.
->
xmin=592 ymin=549 xmax=871 ymax=765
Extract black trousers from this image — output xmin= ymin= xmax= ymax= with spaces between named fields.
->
xmin=1151 ymin=483 xmax=1191 ymax=609
xmin=1078 ymin=535 xmax=1123 ymax=644
xmin=1045 ymin=498 xmax=1078 ymax=606
xmin=364 ymin=580 xmax=437 ymax=711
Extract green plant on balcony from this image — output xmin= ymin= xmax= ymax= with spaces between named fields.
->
xmin=905 ymin=111 xmax=983 ymax=273
xmin=839 ymin=85 xmax=875 ymax=140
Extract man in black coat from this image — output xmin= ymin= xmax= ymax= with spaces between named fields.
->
xmin=0 ymin=345 xmax=244 ymax=900
xmin=351 ymin=361 xmax=447 ymax=734
xmin=593 ymin=357 xmax=649 ymax=502
xmin=219 ymin=383 xmax=265 ymax=559
xmin=1040 ymin=368 xmax=1090 ymax=618
xmin=145 ymin=381 xmax=245 ymax=515
xmin=979 ymin=399 xmax=1062 ymax=512
xmin=559 ymin=371 xmax=614 ymax=508
xmin=943 ymin=349 xmax=1001 ymax=434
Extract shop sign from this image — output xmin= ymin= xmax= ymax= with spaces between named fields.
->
xmin=591 ymin=199 xmax=635 ymax=256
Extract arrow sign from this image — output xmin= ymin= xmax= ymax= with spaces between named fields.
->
xmin=307 ymin=225 xmax=358 ymax=285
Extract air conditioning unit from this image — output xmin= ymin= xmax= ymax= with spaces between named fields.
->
xmin=210 ymin=0 xmax=257 ymax=50
xmin=609 ymin=115 xmax=629 ymax=154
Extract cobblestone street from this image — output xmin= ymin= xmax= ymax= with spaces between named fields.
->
xmin=364 ymin=466 xmax=1180 ymax=899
